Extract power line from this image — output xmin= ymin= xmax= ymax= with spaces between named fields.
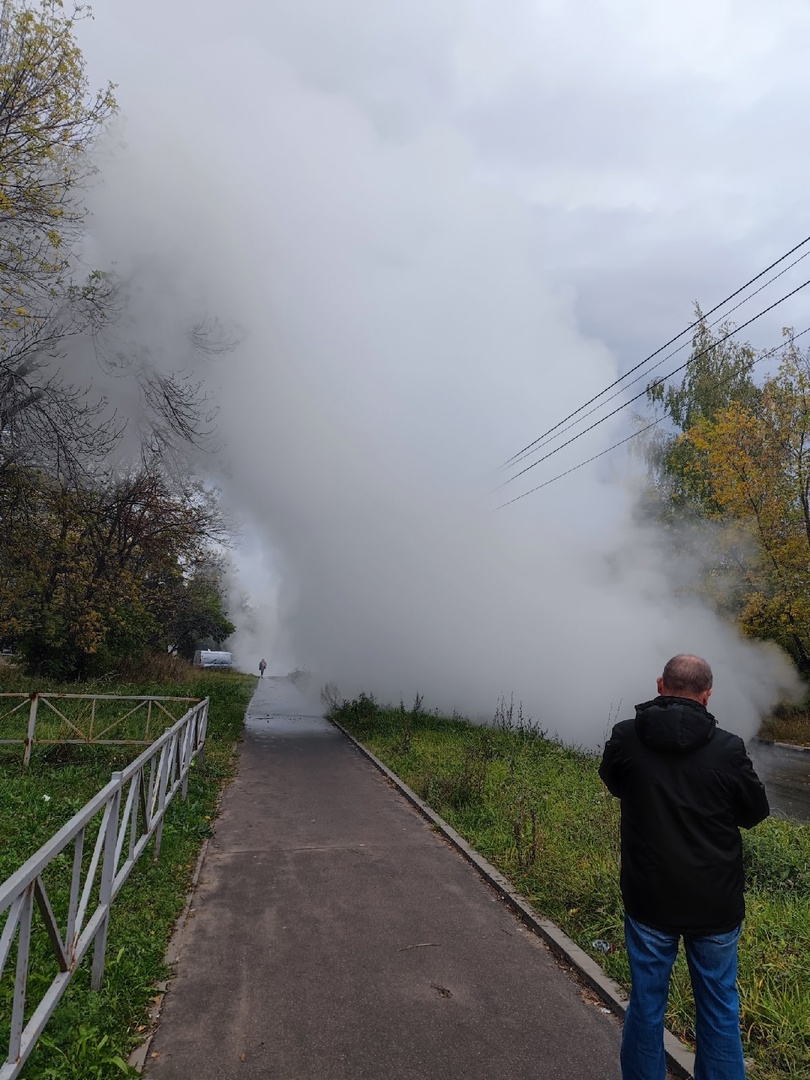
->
xmin=506 ymin=246 xmax=810 ymax=469
xmin=496 ymin=419 xmax=663 ymax=509
xmin=499 ymin=233 xmax=810 ymax=470
xmin=496 ymin=324 xmax=810 ymax=509
xmin=495 ymin=277 xmax=810 ymax=492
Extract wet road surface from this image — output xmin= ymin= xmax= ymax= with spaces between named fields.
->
xmin=747 ymin=740 xmax=810 ymax=823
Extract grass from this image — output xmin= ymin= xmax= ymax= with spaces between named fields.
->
xmin=0 ymin=661 xmax=256 ymax=1078
xmin=331 ymin=692 xmax=810 ymax=1080
xmin=759 ymin=705 xmax=810 ymax=747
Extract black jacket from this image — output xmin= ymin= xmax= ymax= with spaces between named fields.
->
xmin=599 ymin=695 xmax=769 ymax=935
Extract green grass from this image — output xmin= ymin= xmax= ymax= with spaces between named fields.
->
xmin=0 ymin=664 xmax=256 ymax=1078
xmin=332 ymin=693 xmax=810 ymax=1080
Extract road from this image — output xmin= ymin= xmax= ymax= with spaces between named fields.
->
xmin=747 ymin=740 xmax=810 ymax=823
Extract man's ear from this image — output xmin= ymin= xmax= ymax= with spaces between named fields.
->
xmin=702 ymin=687 xmax=713 ymax=706
xmin=656 ymin=676 xmax=664 ymax=695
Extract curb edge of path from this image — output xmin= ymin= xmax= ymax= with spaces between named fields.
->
xmin=753 ymin=736 xmax=810 ymax=755
xmin=128 ymin=838 xmax=211 ymax=1072
xmin=331 ymin=719 xmax=696 ymax=1080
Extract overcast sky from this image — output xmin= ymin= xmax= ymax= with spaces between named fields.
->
xmin=75 ymin=1 xmax=809 ymax=735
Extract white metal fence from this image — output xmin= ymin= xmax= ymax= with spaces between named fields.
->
xmin=0 ymin=697 xmax=209 ymax=1080
xmin=0 ymin=693 xmax=201 ymax=766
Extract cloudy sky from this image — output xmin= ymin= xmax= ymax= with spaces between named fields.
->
xmin=76 ymin=1 xmax=810 ymax=738
xmin=87 ymin=3 xmax=810 ymax=330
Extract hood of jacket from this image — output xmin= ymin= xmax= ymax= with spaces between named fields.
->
xmin=634 ymin=695 xmax=717 ymax=754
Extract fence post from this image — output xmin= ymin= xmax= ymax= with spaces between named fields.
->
xmin=197 ymin=700 xmax=208 ymax=771
xmin=91 ymin=776 xmax=122 ymax=991
xmin=181 ymin=714 xmax=192 ymax=801
xmin=9 ymin=884 xmax=35 ymax=1063
xmin=23 ymin=693 xmax=39 ymax=768
xmin=153 ymin=743 xmax=172 ymax=861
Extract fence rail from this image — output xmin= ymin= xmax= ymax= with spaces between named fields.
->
xmin=0 ymin=697 xmax=209 ymax=1080
xmin=0 ymin=693 xmax=201 ymax=766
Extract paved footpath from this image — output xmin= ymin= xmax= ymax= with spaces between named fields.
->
xmin=144 ymin=677 xmax=623 ymax=1079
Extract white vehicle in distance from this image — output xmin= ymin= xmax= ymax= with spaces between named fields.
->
xmin=193 ymin=650 xmax=235 ymax=669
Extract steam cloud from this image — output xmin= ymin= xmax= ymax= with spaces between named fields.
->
xmin=80 ymin=0 xmax=804 ymax=742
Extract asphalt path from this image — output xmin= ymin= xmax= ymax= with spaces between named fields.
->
xmin=144 ymin=677 xmax=624 ymax=1079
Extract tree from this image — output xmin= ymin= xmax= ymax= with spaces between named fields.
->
xmin=0 ymin=1 xmax=116 ymax=313
xmin=163 ymin=563 xmax=236 ymax=661
xmin=0 ymin=4 xmax=228 ymax=477
xmin=642 ymin=307 xmax=761 ymax=525
xmin=0 ymin=464 xmax=234 ymax=678
xmin=0 ymin=4 xmax=238 ymax=675
xmin=0 ymin=0 xmax=118 ymax=473
xmin=684 ymin=333 xmax=810 ymax=672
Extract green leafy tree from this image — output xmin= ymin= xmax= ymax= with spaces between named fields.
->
xmin=0 ymin=465 xmax=234 ymax=678
xmin=642 ymin=307 xmax=761 ymax=524
xmin=164 ymin=564 xmax=236 ymax=660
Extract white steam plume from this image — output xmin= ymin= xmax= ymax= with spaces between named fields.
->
xmin=79 ymin=0 xmax=803 ymax=741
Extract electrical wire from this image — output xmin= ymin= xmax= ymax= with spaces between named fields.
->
xmin=505 ymin=246 xmax=810 ymax=469
xmin=499 ymin=233 xmax=810 ymax=470
xmin=494 ymin=277 xmax=810 ymax=492
xmin=496 ymin=325 xmax=810 ymax=509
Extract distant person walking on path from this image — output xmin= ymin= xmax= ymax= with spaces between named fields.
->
xmin=599 ymin=654 xmax=769 ymax=1080
xmin=259 ymin=658 xmax=267 ymax=678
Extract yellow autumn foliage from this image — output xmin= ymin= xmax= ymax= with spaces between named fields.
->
xmin=683 ymin=338 xmax=810 ymax=668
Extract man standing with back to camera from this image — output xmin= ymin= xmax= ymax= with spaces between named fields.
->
xmin=599 ymin=654 xmax=769 ymax=1080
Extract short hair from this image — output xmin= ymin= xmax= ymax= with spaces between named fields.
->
xmin=661 ymin=654 xmax=713 ymax=695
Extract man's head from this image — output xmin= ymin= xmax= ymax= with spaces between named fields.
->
xmin=657 ymin=654 xmax=713 ymax=707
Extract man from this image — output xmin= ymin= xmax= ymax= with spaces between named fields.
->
xmin=259 ymin=658 xmax=267 ymax=678
xmin=599 ymin=654 xmax=769 ymax=1080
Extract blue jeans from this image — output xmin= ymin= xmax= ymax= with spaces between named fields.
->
xmin=621 ymin=915 xmax=746 ymax=1080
